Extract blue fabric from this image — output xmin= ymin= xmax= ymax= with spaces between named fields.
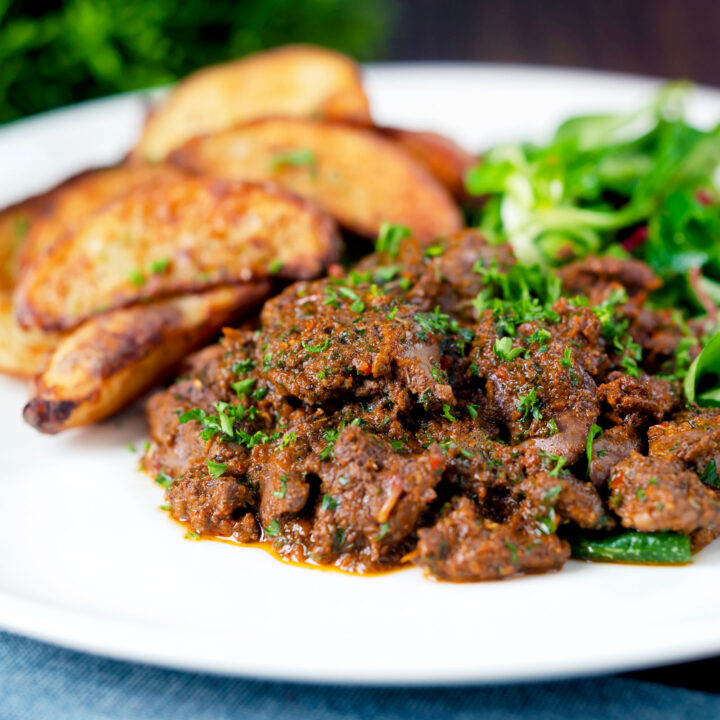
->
xmin=0 ymin=630 xmax=717 ymax=720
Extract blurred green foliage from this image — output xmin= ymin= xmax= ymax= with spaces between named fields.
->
xmin=0 ymin=0 xmax=393 ymax=123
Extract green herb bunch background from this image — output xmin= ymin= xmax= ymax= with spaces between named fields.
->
xmin=0 ymin=0 xmax=393 ymax=124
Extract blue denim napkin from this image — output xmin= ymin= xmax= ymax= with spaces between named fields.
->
xmin=0 ymin=630 xmax=717 ymax=720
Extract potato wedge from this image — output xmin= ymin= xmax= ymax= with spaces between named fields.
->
xmin=0 ymin=197 xmax=47 ymax=290
xmin=15 ymin=176 xmax=338 ymax=331
xmin=23 ymin=283 xmax=270 ymax=433
xmin=0 ymin=293 xmax=61 ymax=377
xmin=170 ymin=118 xmax=463 ymax=240
xmin=17 ymin=164 xmax=185 ymax=273
xmin=377 ymin=127 xmax=476 ymax=201
xmin=132 ymin=45 xmax=371 ymax=163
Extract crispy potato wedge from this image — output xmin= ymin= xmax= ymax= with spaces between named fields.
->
xmin=0 ymin=293 xmax=61 ymax=377
xmin=0 ymin=197 xmax=48 ymax=290
xmin=170 ymin=118 xmax=463 ymax=240
xmin=18 ymin=164 xmax=185 ymax=273
xmin=23 ymin=283 xmax=270 ymax=433
xmin=377 ymin=127 xmax=476 ymax=201
xmin=132 ymin=45 xmax=371 ymax=163
xmin=15 ymin=176 xmax=338 ymax=331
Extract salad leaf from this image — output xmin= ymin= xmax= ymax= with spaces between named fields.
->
xmin=684 ymin=329 xmax=720 ymax=406
xmin=465 ymin=83 xmax=720 ymax=316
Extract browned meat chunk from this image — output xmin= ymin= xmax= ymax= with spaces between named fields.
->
xmin=413 ymin=497 xmax=570 ymax=581
xmin=648 ymin=410 xmax=720 ymax=481
xmin=471 ymin=314 xmax=599 ymax=461
xmin=559 ymin=255 xmax=661 ymax=304
xmin=598 ymin=372 xmax=677 ymax=428
xmin=257 ymin=278 xmax=454 ymax=407
xmin=309 ymin=425 xmax=445 ymax=568
xmin=588 ymin=425 xmax=642 ymax=488
xmin=518 ymin=453 xmax=612 ymax=530
xmin=609 ymin=453 xmax=720 ymax=533
xmin=167 ymin=465 xmax=259 ymax=541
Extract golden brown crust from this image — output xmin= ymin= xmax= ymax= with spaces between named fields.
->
xmin=17 ymin=164 xmax=186 ymax=273
xmin=15 ymin=175 xmax=339 ymax=331
xmin=132 ymin=44 xmax=371 ymax=163
xmin=170 ymin=117 xmax=463 ymax=240
xmin=0 ymin=292 xmax=62 ymax=377
xmin=23 ymin=283 xmax=270 ymax=433
xmin=376 ymin=126 xmax=476 ymax=201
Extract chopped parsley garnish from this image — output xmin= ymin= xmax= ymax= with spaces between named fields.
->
xmin=127 ymin=268 xmax=145 ymax=287
xmin=321 ymin=494 xmax=338 ymax=511
xmin=232 ymin=378 xmax=256 ymax=396
xmin=504 ymin=541 xmax=518 ymax=563
xmin=517 ymin=388 xmax=542 ymax=421
xmin=302 ymin=337 xmax=330 ymax=353
xmin=374 ymin=265 xmax=400 ymax=283
xmin=493 ymin=336 xmax=523 ymax=362
xmin=441 ymin=404 xmax=456 ymax=421
xmin=560 ymin=346 xmax=573 ymax=368
xmin=280 ymin=431 xmax=297 ymax=448
xmin=252 ymin=386 xmax=268 ymax=401
xmin=415 ymin=306 xmax=460 ymax=340
xmin=232 ymin=359 xmax=256 ymax=374
xmin=154 ymin=471 xmax=175 ymax=489
xmin=206 ymin=460 xmax=228 ymax=478
xmin=424 ymin=244 xmax=445 ymax=258
xmin=320 ymin=427 xmax=341 ymax=460
xmin=586 ymin=424 xmax=603 ymax=474
xmin=267 ymin=258 xmax=284 ymax=275
xmin=467 ymin=404 xmax=481 ymax=419
xmin=179 ymin=403 xmax=280 ymax=449
xmin=149 ymin=257 xmax=170 ymax=274
xmin=264 ymin=520 xmax=281 ymax=538
xmin=376 ymin=522 xmax=390 ymax=540
xmin=543 ymin=482 xmax=564 ymax=503
xmin=271 ymin=147 xmax=316 ymax=170
xmin=376 ymin=222 xmax=411 ymax=258
xmin=184 ymin=531 xmax=200 ymax=541
xmin=272 ymin=474 xmax=288 ymax=499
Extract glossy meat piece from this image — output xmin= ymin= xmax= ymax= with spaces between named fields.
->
xmin=648 ymin=409 xmax=720 ymax=478
xmin=413 ymin=497 xmax=570 ymax=581
xmin=167 ymin=465 xmax=260 ymax=541
xmin=558 ymin=255 xmax=661 ymax=303
xmin=310 ymin=425 xmax=445 ymax=567
xmin=588 ymin=425 xmax=642 ymax=488
xmin=597 ymin=372 xmax=677 ymax=428
xmin=609 ymin=453 xmax=720 ymax=533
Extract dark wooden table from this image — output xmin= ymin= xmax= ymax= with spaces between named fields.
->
xmin=387 ymin=0 xmax=720 ymax=88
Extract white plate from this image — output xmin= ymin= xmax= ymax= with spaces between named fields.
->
xmin=3 ymin=64 xmax=720 ymax=685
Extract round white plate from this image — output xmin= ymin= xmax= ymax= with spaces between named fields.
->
xmin=3 ymin=64 xmax=720 ymax=685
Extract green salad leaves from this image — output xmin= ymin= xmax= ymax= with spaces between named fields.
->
xmin=685 ymin=329 xmax=720 ymax=406
xmin=465 ymin=82 xmax=720 ymax=314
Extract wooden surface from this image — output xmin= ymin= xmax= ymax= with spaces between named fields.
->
xmin=388 ymin=0 xmax=720 ymax=86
